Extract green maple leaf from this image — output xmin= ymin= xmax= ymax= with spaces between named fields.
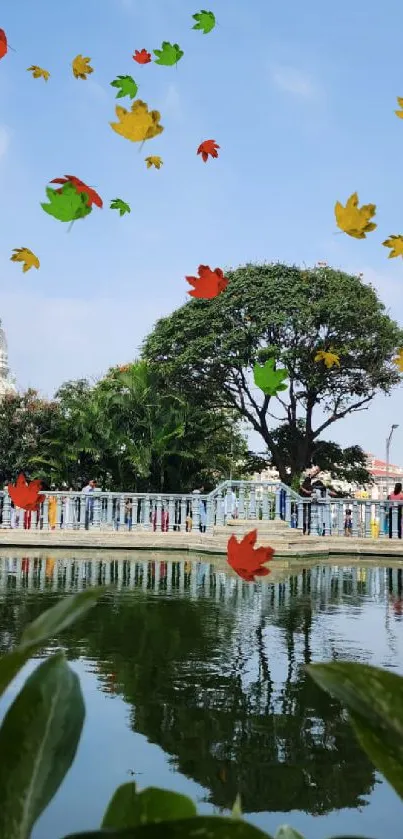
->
xmin=41 ymin=184 xmax=93 ymax=223
xmin=253 ymin=358 xmax=288 ymax=396
xmin=110 ymin=198 xmax=131 ymax=216
xmin=110 ymin=75 xmax=138 ymax=100
xmin=153 ymin=41 xmax=184 ymax=66
xmin=192 ymin=9 xmax=216 ymax=34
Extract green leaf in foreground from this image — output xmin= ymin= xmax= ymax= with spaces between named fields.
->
xmin=274 ymin=828 xmax=305 ymax=839
xmin=0 ymin=652 xmax=85 ymax=839
xmin=41 ymin=184 xmax=93 ymax=222
xmin=253 ymin=359 xmax=288 ymax=397
xmin=110 ymin=198 xmax=131 ymax=216
xmin=192 ymin=10 xmax=216 ymax=34
xmin=102 ymin=783 xmax=196 ymax=828
xmin=308 ymin=661 xmax=403 ymax=800
xmin=0 ymin=587 xmax=102 ymax=698
xmin=111 ymin=75 xmax=138 ymax=99
xmin=63 ymin=816 xmax=274 ymax=838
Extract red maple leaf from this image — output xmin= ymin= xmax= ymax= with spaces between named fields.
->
xmin=197 ymin=140 xmax=220 ymax=162
xmin=8 ymin=473 xmax=45 ymax=511
xmin=133 ymin=48 xmax=151 ymax=64
xmin=186 ymin=265 xmax=228 ymax=300
xmin=227 ymin=529 xmax=274 ymax=582
xmin=0 ymin=29 xmax=7 ymax=60
xmin=50 ymin=176 xmax=103 ymax=208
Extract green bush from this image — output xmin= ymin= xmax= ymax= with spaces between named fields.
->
xmin=0 ymin=590 xmax=401 ymax=838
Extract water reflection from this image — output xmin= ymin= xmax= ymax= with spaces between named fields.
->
xmin=0 ymin=554 xmax=402 ymax=832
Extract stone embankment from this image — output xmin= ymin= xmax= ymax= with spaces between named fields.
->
xmin=0 ymin=519 xmax=402 ymax=563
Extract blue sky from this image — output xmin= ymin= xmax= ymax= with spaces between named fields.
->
xmin=1 ymin=0 xmax=403 ymax=461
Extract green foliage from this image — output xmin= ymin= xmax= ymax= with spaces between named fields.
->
xmin=153 ymin=42 xmax=184 ymax=66
xmin=268 ymin=421 xmax=373 ymax=486
xmin=308 ymin=662 xmax=403 ymax=800
xmin=0 ymin=653 xmax=84 ymax=839
xmin=142 ymin=262 xmax=403 ymax=481
xmin=102 ymin=783 xmax=197 ymax=828
xmin=1 ymin=361 xmax=250 ymax=491
xmin=110 ymin=75 xmax=138 ymax=99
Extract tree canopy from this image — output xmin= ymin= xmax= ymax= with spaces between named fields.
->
xmin=142 ymin=263 xmax=403 ymax=482
xmin=0 ymin=362 xmax=257 ymax=492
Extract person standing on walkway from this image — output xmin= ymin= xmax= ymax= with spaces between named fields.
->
xmin=388 ymin=482 xmax=403 ymax=539
xmin=83 ymin=479 xmax=96 ymax=530
xmin=48 ymin=487 xmax=58 ymax=530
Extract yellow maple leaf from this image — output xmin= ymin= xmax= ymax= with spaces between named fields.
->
xmin=393 ymin=348 xmax=403 ymax=372
xmin=145 ymin=156 xmax=163 ymax=169
xmin=10 ymin=247 xmax=40 ymax=273
xmin=395 ymin=96 xmax=403 ymax=118
xmin=72 ymin=55 xmax=93 ymax=80
xmin=110 ymin=100 xmax=164 ymax=143
xmin=382 ymin=234 xmax=403 ymax=258
xmin=27 ymin=65 xmax=50 ymax=81
xmin=334 ymin=192 xmax=377 ymax=239
xmin=314 ymin=349 xmax=340 ymax=369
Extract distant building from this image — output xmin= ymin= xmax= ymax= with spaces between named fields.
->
xmin=365 ymin=453 xmax=403 ymax=499
xmin=253 ymin=452 xmax=403 ymax=499
xmin=0 ymin=321 xmax=17 ymax=399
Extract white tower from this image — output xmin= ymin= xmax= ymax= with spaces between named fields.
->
xmin=0 ymin=321 xmax=17 ymax=398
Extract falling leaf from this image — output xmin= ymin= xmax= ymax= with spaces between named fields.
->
xmin=110 ymin=198 xmax=131 ymax=216
xmin=334 ymin=192 xmax=377 ymax=239
xmin=227 ymin=530 xmax=274 ymax=582
xmin=8 ymin=474 xmax=45 ymax=511
xmin=153 ymin=41 xmax=184 ymax=66
xmin=395 ymin=97 xmax=403 ymax=119
xmin=133 ymin=49 xmax=151 ymax=65
xmin=383 ymin=235 xmax=403 ymax=259
xmin=393 ymin=349 xmax=403 ymax=372
xmin=197 ymin=139 xmax=220 ymax=162
xmin=50 ymin=176 xmax=103 ymax=208
xmin=314 ymin=349 xmax=340 ymax=369
xmin=192 ymin=10 xmax=216 ymax=34
xmin=186 ymin=265 xmax=228 ymax=299
xmin=253 ymin=358 xmax=288 ymax=396
xmin=0 ymin=29 xmax=8 ymax=60
xmin=41 ymin=183 xmax=93 ymax=223
xmin=27 ymin=65 xmax=50 ymax=81
xmin=72 ymin=55 xmax=93 ymax=80
xmin=145 ymin=155 xmax=163 ymax=169
xmin=10 ymin=247 xmax=40 ymax=273
xmin=110 ymin=99 xmax=164 ymax=143
xmin=110 ymin=75 xmax=138 ymax=99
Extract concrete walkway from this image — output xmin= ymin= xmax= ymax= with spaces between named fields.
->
xmin=0 ymin=518 xmax=403 ymax=562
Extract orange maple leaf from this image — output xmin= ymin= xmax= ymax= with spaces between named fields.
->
xmin=227 ymin=529 xmax=274 ymax=581
xmin=186 ymin=265 xmax=228 ymax=299
xmin=50 ymin=176 xmax=103 ymax=208
xmin=133 ymin=48 xmax=151 ymax=64
xmin=0 ymin=29 xmax=7 ymax=60
xmin=8 ymin=473 xmax=45 ymax=511
xmin=197 ymin=139 xmax=220 ymax=162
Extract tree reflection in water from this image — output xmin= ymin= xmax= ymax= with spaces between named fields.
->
xmin=0 ymin=557 xmax=401 ymax=816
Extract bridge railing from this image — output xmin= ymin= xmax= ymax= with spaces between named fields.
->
xmin=1 ymin=482 xmax=403 ymax=539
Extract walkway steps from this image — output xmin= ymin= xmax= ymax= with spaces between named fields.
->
xmin=0 ymin=527 xmax=402 ymax=561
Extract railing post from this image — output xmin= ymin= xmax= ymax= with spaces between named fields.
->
xmin=249 ymin=486 xmax=256 ymax=519
xmin=238 ymin=483 xmax=245 ymax=518
xmin=192 ymin=491 xmax=201 ymax=531
xmin=92 ymin=490 xmax=102 ymax=529
xmin=274 ymin=488 xmax=281 ymax=520
xmin=206 ymin=496 xmax=214 ymax=532
xmin=285 ymin=492 xmax=292 ymax=525
xmin=1 ymin=488 xmax=11 ymax=529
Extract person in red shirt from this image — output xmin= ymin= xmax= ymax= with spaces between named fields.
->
xmin=388 ymin=482 xmax=403 ymax=538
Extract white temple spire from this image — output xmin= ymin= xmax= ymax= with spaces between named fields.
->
xmin=0 ymin=320 xmax=17 ymax=398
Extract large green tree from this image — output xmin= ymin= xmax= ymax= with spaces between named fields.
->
xmin=12 ymin=362 xmax=254 ymax=491
xmin=142 ymin=263 xmax=403 ymax=482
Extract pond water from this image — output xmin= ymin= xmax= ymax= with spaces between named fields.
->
xmin=0 ymin=552 xmax=402 ymax=839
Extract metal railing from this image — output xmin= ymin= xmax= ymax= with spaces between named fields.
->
xmin=0 ymin=480 xmax=403 ymax=539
